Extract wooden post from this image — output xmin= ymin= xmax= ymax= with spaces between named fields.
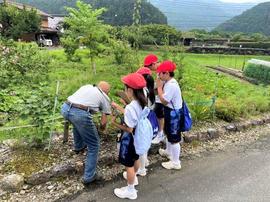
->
xmin=63 ymin=120 xmax=70 ymax=143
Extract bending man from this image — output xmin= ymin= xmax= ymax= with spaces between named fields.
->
xmin=61 ymin=81 xmax=111 ymax=185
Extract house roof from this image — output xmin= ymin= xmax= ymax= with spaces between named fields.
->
xmin=0 ymin=0 xmax=53 ymax=18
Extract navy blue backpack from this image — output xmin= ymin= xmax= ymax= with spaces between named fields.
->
xmin=147 ymin=110 xmax=159 ymax=139
xmin=180 ymin=101 xmax=192 ymax=132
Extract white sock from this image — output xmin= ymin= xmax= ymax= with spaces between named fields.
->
xmin=170 ymin=142 xmax=181 ymax=165
xmin=166 ymin=138 xmax=172 ymax=156
xmin=139 ymin=154 xmax=147 ymax=172
xmin=127 ymin=183 xmax=135 ymax=192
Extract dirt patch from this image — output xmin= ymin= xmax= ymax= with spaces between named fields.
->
xmin=206 ymin=65 xmax=258 ymax=84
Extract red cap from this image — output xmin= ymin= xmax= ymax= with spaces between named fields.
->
xmin=144 ymin=54 xmax=158 ymax=66
xmin=157 ymin=60 xmax=176 ymax=73
xmin=121 ymin=73 xmax=146 ymax=89
xmin=136 ymin=67 xmax=152 ymax=75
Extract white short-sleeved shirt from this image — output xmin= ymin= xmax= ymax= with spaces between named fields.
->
xmin=124 ymin=100 xmax=143 ymax=128
xmin=68 ymin=84 xmax=111 ymax=114
xmin=163 ymin=78 xmax=182 ymax=109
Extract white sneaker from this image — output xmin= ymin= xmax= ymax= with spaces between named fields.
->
xmin=158 ymin=148 xmax=172 ymax=160
xmin=114 ymin=186 xmax=137 ymax=200
xmin=137 ymin=168 xmax=147 ymax=176
xmin=161 ymin=161 xmax=181 ymax=170
xmin=152 ymin=136 xmax=163 ymax=144
xmin=123 ymin=172 xmax=139 ymax=186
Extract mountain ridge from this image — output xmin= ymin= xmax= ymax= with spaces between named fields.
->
xmin=149 ymin=0 xmax=255 ymax=30
xmin=215 ymin=2 xmax=270 ymax=35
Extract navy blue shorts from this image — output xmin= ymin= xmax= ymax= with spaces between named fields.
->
xmin=119 ymin=132 xmax=139 ymax=167
xmin=164 ymin=106 xmax=182 ymax=143
xmin=154 ymin=103 xmax=164 ymax=119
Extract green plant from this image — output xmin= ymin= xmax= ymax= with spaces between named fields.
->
xmin=110 ymin=39 xmax=132 ymax=65
xmin=0 ymin=40 xmax=50 ymax=88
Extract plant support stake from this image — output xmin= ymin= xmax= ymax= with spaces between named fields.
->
xmin=48 ymin=81 xmax=60 ymax=149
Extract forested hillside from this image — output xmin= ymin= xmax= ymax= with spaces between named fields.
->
xmin=149 ymin=0 xmax=254 ymax=30
xmin=215 ymin=2 xmax=270 ymax=36
xmin=13 ymin=0 xmax=167 ymax=25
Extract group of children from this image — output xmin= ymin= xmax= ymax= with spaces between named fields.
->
xmin=111 ymin=54 xmax=183 ymax=200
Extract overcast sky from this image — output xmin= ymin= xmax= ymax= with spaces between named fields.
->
xmin=220 ymin=0 xmax=269 ymax=3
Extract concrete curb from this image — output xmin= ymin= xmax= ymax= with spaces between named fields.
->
xmin=184 ymin=115 xmax=270 ymax=143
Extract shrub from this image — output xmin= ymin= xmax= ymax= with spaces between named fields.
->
xmin=0 ymin=40 xmax=50 ymax=88
xmin=110 ymin=39 xmax=132 ymax=65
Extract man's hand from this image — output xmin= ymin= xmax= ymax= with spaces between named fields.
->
xmin=111 ymin=115 xmax=117 ymax=123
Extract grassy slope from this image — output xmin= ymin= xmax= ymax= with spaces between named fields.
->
xmin=49 ymin=49 xmax=270 ymax=122
xmin=2 ymin=50 xmax=270 ymax=140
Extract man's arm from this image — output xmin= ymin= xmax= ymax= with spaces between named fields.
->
xmin=100 ymin=113 xmax=108 ymax=130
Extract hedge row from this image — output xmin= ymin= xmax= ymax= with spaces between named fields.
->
xmin=228 ymin=42 xmax=270 ymax=49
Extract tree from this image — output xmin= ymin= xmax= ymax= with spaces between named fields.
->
xmin=16 ymin=0 xmax=167 ymax=26
xmin=250 ymin=33 xmax=268 ymax=42
xmin=0 ymin=4 xmax=41 ymax=40
xmin=62 ymin=1 xmax=110 ymax=74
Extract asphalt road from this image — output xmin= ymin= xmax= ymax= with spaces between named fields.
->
xmin=69 ymin=131 xmax=270 ymax=202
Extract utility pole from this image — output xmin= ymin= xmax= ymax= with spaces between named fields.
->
xmin=133 ymin=0 xmax=142 ymax=26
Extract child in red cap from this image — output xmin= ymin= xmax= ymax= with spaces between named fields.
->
xmin=143 ymin=54 xmax=166 ymax=145
xmin=144 ymin=54 xmax=159 ymax=71
xmin=136 ymin=67 xmax=156 ymax=176
xmin=111 ymin=73 xmax=147 ymax=200
xmin=156 ymin=60 xmax=183 ymax=170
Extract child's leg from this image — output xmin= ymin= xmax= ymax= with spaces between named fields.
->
xmin=158 ymin=118 xmax=164 ymax=135
xmin=114 ymin=166 xmax=138 ymax=199
xmin=126 ymin=159 xmax=140 ymax=185
xmin=138 ymin=154 xmax=147 ymax=176
xmin=134 ymin=159 xmax=140 ymax=174
xmin=170 ymin=142 xmax=181 ymax=165
xmin=166 ymin=138 xmax=171 ymax=155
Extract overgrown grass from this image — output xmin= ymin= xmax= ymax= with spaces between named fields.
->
xmin=183 ymin=54 xmax=270 ymax=121
xmin=1 ymin=49 xmax=270 ymax=140
xmin=47 ymin=50 xmax=270 ymax=122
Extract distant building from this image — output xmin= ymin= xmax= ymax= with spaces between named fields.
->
xmin=0 ymin=0 xmax=60 ymax=46
xmin=48 ymin=14 xmax=65 ymax=32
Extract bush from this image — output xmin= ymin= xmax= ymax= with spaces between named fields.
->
xmin=140 ymin=24 xmax=182 ymax=45
xmin=0 ymin=40 xmax=50 ymax=88
xmin=244 ymin=60 xmax=270 ymax=84
xmin=110 ymin=39 xmax=132 ymax=65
